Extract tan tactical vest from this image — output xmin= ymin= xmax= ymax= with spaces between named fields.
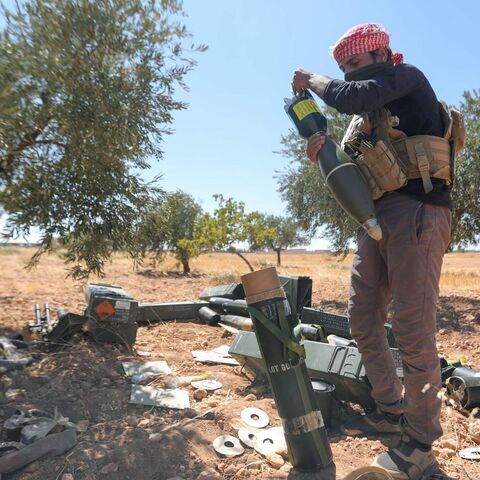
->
xmin=341 ymin=103 xmax=466 ymax=200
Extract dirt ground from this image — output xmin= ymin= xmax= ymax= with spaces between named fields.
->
xmin=0 ymin=248 xmax=479 ymax=480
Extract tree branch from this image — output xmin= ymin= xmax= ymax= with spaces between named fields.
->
xmin=1 ymin=92 xmax=53 ymax=173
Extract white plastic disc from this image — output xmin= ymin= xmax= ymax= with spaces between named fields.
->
xmin=240 ymin=407 xmax=269 ymax=429
xmin=254 ymin=427 xmax=287 ymax=456
xmin=238 ymin=427 xmax=258 ymax=448
xmin=191 ymin=380 xmax=222 ymax=391
xmin=458 ymin=447 xmax=480 ymax=460
xmin=213 ymin=435 xmax=245 ymax=457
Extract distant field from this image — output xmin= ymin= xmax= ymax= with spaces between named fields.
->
xmin=0 ymin=247 xmax=479 ymax=298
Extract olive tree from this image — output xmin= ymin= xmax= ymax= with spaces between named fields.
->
xmin=450 ymin=90 xmax=480 ymax=248
xmin=0 ymin=0 xmax=206 ymax=277
xmin=246 ymin=213 xmax=309 ymax=266
xmin=136 ymin=191 xmax=202 ymax=274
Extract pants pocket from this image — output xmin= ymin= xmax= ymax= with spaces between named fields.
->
xmin=410 ymin=202 xmax=425 ymax=245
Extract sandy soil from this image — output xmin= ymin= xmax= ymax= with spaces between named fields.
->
xmin=0 ymin=248 xmax=479 ymax=480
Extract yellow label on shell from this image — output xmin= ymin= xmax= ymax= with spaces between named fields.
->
xmin=292 ymin=99 xmax=320 ymax=121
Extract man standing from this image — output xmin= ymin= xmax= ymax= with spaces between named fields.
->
xmin=292 ymin=23 xmax=457 ymax=479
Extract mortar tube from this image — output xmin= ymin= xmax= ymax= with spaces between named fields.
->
xmin=241 ymin=267 xmax=335 ymax=476
xmin=198 ymin=306 xmax=221 ymax=326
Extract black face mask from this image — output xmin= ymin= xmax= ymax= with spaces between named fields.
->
xmin=344 ymin=61 xmax=392 ymax=82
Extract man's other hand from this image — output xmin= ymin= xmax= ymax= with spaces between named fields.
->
xmin=306 ymin=133 xmax=326 ymax=164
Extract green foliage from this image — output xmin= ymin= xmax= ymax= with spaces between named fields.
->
xmin=451 ymin=90 xmax=480 ymax=248
xmin=136 ymin=191 xmax=202 ymax=274
xmin=276 ymin=106 xmax=356 ymax=253
xmin=0 ymin=0 xmax=206 ymax=277
xmin=192 ymin=194 xmax=255 ymax=271
xmin=194 ymin=194 xmax=247 ymax=250
xmin=246 ymin=213 xmax=310 ymax=266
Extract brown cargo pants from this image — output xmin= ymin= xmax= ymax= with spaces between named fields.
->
xmin=348 ymin=192 xmax=452 ymax=445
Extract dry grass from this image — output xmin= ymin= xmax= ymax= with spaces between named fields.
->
xmin=0 ymin=246 xmax=478 ymax=298
xmin=439 ymin=252 xmax=480 ymax=292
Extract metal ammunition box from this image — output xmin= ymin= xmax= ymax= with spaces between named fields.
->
xmin=84 ymin=283 xmax=138 ymax=345
xmin=301 ymin=308 xmax=397 ymax=348
xmin=229 ymin=331 xmax=405 ymax=409
xmin=229 ymin=331 xmax=375 ymax=410
xmin=278 ymin=275 xmax=312 ymax=314
xmin=199 ymin=283 xmax=245 ymax=301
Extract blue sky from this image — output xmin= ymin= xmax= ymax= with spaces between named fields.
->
xmin=160 ymin=0 xmax=478 ymax=208
xmin=1 ymin=0 xmax=479 ymax=248
xmin=156 ymin=0 xmax=479 ymax=246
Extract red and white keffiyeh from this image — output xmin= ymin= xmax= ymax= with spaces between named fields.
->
xmin=331 ymin=23 xmax=404 ymax=66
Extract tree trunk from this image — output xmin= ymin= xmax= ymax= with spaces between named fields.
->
xmin=275 ymin=248 xmax=282 ymax=266
xmin=182 ymin=260 xmax=191 ymax=274
xmin=235 ymin=251 xmax=254 ymax=272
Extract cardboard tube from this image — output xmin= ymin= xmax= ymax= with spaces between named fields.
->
xmin=241 ymin=267 xmax=285 ymax=304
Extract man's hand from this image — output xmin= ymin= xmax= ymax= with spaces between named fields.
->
xmin=292 ymin=68 xmax=314 ymax=94
xmin=292 ymin=69 xmax=332 ymax=98
xmin=306 ymin=133 xmax=326 ymax=165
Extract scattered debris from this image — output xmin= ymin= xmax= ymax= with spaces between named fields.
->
xmin=28 ymin=303 xmax=88 ymax=350
xmin=0 ymin=416 xmax=77 ymax=476
xmin=212 ymin=435 xmax=245 ymax=457
xmin=191 ymin=379 xmax=222 ymax=391
xmin=0 ymin=335 xmax=32 ymax=374
xmin=445 ymin=365 xmax=480 ymax=410
xmin=218 ymin=323 xmax=240 ymax=334
xmin=4 ymin=389 xmax=27 ymax=402
xmin=191 ymin=345 xmax=239 ymax=366
xmin=4 ymin=409 xmax=76 ymax=444
xmin=241 ymin=407 xmax=270 ymax=428
xmin=458 ymin=447 xmax=480 ymax=460
xmin=75 ymin=420 xmax=90 ymax=433
xmin=254 ymin=427 xmax=287 ymax=457
xmin=129 ymin=385 xmax=190 ymax=409
xmin=238 ymin=427 xmax=258 ymax=448
xmin=122 ymin=360 xmax=172 ymax=378
xmin=135 ymin=350 xmax=152 ymax=357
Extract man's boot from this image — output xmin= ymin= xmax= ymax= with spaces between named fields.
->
xmin=372 ymin=434 xmax=440 ymax=479
xmin=341 ymin=409 xmax=402 ymax=436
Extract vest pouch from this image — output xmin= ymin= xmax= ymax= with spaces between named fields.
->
xmin=449 ymin=108 xmax=466 ymax=155
xmin=357 ymin=140 xmax=407 ymax=200
xmin=355 ymin=155 xmax=383 ymax=200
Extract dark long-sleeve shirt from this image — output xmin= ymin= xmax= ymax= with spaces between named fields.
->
xmin=323 ymin=63 xmax=452 ymax=208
